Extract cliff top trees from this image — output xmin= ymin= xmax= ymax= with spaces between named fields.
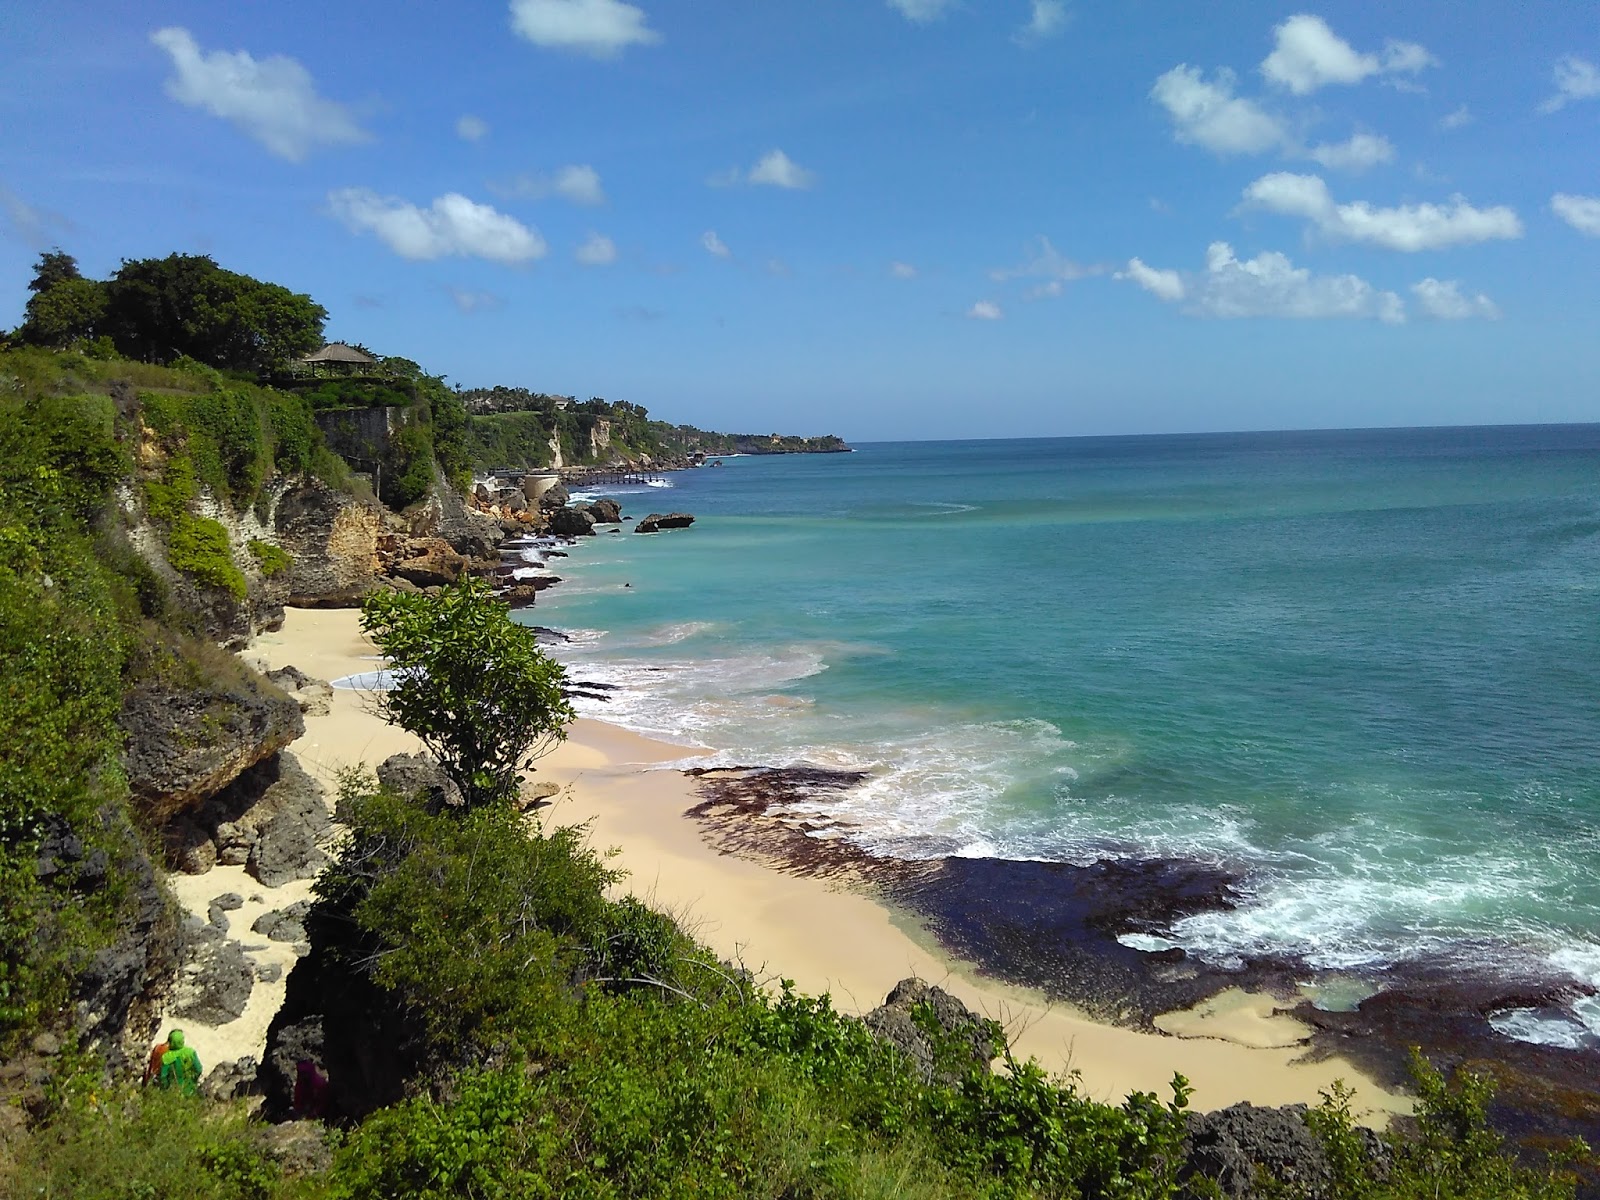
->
xmin=104 ymin=253 xmax=326 ymax=373
xmin=14 ymin=251 xmax=105 ymax=349
xmin=12 ymin=250 xmax=326 ymax=371
xmin=360 ymin=576 xmax=574 ymax=809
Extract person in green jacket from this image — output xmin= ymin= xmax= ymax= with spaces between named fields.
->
xmin=156 ymin=1028 xmax=202 ymax=1096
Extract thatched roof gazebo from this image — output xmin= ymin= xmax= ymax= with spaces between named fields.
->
xmin=296 ymin=342 xmax=377 ymax=377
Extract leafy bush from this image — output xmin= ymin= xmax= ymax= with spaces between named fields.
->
xmin=360 ymin=576 xmax=574 ymax=808
xmin=5 ymin=1085 xmax=320 ymax=1200
xmin=386 ymin=419 xmax=435 ymax=510
xmin=168 ymin=513 xmax=247 ymax=600
xmin=248 ymin=538 xmax=292 ymax=577
xmin=320 ymin=783 xmax=616 ymax=1047
xmin=1306 ymin=1060 xmax=1585 ymax=1200
xmin=144 ymin=452 xmax=198 ymax=522
xmin=0 ymin=392 xmax=142 ymax=1046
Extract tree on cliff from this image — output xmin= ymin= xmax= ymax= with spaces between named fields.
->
xmin=102 ymin=253 xmax=326 ymax=372
xmin=360 ymin=576 xmax=574 ymax=809
xmin=13 ymin=250 xmax=106 ymax=348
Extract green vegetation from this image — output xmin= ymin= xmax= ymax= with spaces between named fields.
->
xmin=0 ymin=388 xmax=144 ymax=1045
xmin=360 ymin=576 xmax=574 ymax=808
xmin=0 ymin=268 xmax=1589 ymax=1200
xmin=7 ymin=1087 xmax=307 ymax=1200
xmin=13 ymin=250 xmax=325 ymax=373
xmin=168 ymin=513 xmax=247 ymax=600
xmin=249 ymin=539 xmax=292 ymax=578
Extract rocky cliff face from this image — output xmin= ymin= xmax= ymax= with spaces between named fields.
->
xmin=274 ymin=480 xmax=394 ymax=607
xmin=120 ymin=637 xmax=304 ymax=826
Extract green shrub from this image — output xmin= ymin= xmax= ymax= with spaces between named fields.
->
xmin=386 ymin=418 xmax=436 ymax=509
xmin=0 ymin=391 xmax=143 ymax=1047
xmin=1306 ymin=1059 xmax=1585 ymax=1200
xmin=359 ymin=576 xmax=573 ymax=808
xmin=5 ymin=1084 xmax=321 ymax=1200
xmin=144 ymin=452 xmax=198 ymax=522
xmin=248 ymin=538 xmax=292 ymax=577
xmin=168 ymin=513 xmax=246 ymax=599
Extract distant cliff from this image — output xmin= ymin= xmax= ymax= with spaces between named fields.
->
xmin=460 ymin=387 xmax=847 ymax=470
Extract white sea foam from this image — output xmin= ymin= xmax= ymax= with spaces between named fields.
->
xmin=1489 ymin=1007 xmax=1598 ymax=1050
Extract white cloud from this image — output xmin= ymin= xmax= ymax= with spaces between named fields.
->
xmin=889 ymin=261 xmax=918 ymax=279
xmin=966 ymin=300 xmax=1003 ymax=320
xmin=575 ymin=232 xmax=617 ymax=265
xmin=328 ymin=189 xmax=546 ymax=264
xmin=150 ymin=27 xmax=369 ymax=162
xmin=710 ymin=149 xmax=817 ymax=190
xmin=766 ymin=258 xmax=791 ymax=277
xmin=1151 ymin=66 xmax=1291 ymax=156
xmin=1440 ymin=105 xmax=1473 ymax=130
xmin=456 ymin=114 xmax=489 ymax=142
xmin=701 ymin=230 xmax=731 ymax=259
xmin=508 ymin=0 xmax=660 ymax=58
xmin=748 ymin=149 xmax=816 ymax=189
xmin=1381 ymin=40 xmax=1437 ymax=77
xmin=1307 ymin=132 xmax=1394 ymax=172
xmin=0 ymin=181 xmax=65 ymax=249
xmin=887 ymin=0 xmax=957 ymax=23
xmin=448 ymin=287 xmax=505 ymax=313
xmin=1552 ymin=192 xmax=1600 ymax=237
xmin=1259 ymin=15 xmax=1435 ymax=95
xmin=1241 ymin=172 xmax=1523 ymax=251
xmin=495 ymin=164 xmax=606 ymax=206
xmin=1116 ymin=258 xmax=1185 ymax=302
xmin=1540 ymin=55 xmax=1600 ymax=113
xmin=1121 ymin=241 xmax=1404 ymax=322
xmin=1015 ymin=1 xmax=1069 ymax=45
xmin=989 ymin=235 xmax=1101 ymax=290
xmin=1411 ymin=278 xmax=1499 ymax=320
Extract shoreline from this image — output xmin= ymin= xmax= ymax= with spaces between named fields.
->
xmin=214 ymin=606 xmax=1410 ymax=1118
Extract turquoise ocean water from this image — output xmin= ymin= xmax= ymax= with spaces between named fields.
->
xmin=524 ymin=427 xmax=1600 ymax=1046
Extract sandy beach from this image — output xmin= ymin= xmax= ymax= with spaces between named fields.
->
xmin=161 ymin=605 xmax=1408 ymax=1121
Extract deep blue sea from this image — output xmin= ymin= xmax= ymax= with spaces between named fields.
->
xmin=523 ymin=427 xmax=1600 ymax=1048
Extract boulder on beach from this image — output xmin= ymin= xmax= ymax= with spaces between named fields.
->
xmin=634 ymin=512 xmax=695 ymax=534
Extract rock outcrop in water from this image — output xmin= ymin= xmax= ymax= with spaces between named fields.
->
xmin=634 ymin=512 xmax=695 ymax=533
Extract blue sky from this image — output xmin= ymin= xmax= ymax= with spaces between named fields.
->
xmin=2 ymin=1 xmax=1597 ymax=440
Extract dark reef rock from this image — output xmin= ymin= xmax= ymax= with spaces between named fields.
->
xmin=548 ymin=506 xmax=597 ymax=537
xmin=258 ymin=1014 xmax=326 ymax=1119
xmin=634 ymin=512 xmax=695 ymax=534
xmin=1179 ymin=1104 xmax=1336 ymax=1199
xmin=376 ymin=753 xmax=463 ymax=813
xmin=863 ymin=978 xmax=1002 ymax=1084
xmin=260 ymin=916 xmax=430 ymax=1122
xmin=246 ymin=764 xmax=331 ymax=887
xmin=75 ymin=810 xmax=181 ymax=1064
xmin=252 ymin=901 xmax=311 ymax=945
xmin=170 ymin=917 xmax=254 ymax=1026
xmin=121 ymin=642 xmax=303 ymax=824
xmin=538 ymin=482 xmax=570 ymax=511
xmin=172 ymin=751 xmax=330 ymax=888
xmin=200 ymin=1056 xmax=260 ymax=1102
